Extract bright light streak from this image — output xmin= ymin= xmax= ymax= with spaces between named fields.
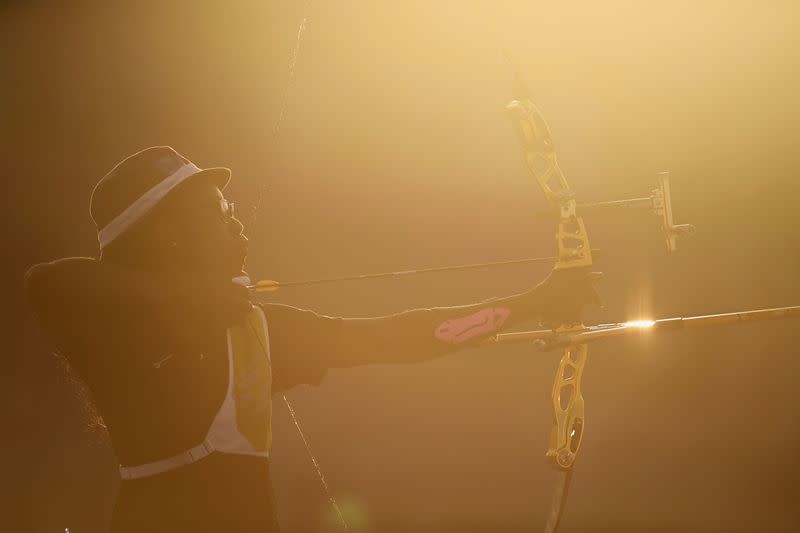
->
xmin=624 ymin=320 xmax=655 ymax=328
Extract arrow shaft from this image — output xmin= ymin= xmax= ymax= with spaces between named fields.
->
xmin=248 ymin=253 xmax=582 ymax=291
xmin=486 ymin=305 xmax=800 ymax=348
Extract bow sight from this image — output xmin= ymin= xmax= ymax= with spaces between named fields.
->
xmin=576 ymin=171 xmax=696 ymax=253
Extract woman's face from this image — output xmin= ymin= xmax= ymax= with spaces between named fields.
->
xmin=158 ymin=177 xmax=249 ymax=277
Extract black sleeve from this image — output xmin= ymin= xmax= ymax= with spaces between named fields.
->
xmin=260 ymin=285 xmax=545 ymax=386
xmin=259 ymin=303 xmax=343 ymax=393
xmin=24 ymin=258 xmax=119 ymax=377
xmin=24 ymin=258 xmax=252 ymax=377
xmin=328 ymin=286 xmax=543 ymax=369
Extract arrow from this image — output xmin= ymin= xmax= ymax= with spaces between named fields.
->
xmin=247 ymin=253 xmax=599 ymax=292
xmin=484 ymin=305 xmax=800 ymax=349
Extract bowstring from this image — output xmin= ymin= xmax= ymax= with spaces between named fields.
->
xmin=247 ymin=319 xmax=348 ymax=530
xmin=248 ymin=0 xmax=309 ymax=229
xmin=282 ymin=392 xmax=348 ymax=529
xmin=249 ymin=2 xmax=349 ymax=529
xmin=273 ymin=0 xmax=308 ymax=143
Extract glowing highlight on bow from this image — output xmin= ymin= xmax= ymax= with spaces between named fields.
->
xmin=624 ymin=320 xmax=656 ymax=328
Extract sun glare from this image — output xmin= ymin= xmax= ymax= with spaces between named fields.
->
xmin=624 ymin=320 xmax=656 ymax=328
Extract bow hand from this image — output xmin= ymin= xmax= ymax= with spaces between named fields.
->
xmin=532 ymin=267 xmax=603 ymax=329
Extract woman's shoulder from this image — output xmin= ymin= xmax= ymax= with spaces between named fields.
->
xmin=24 ymin=256 xmax=100 ymax=312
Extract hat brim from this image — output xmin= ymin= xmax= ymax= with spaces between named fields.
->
xmin=188 ymin=166 xmax=231 ymax=191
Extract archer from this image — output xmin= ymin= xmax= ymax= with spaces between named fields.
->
xmin=25 ymin=146 xmax=599 ymax=532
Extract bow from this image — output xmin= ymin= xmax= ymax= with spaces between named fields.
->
xmin=503 ymin=57 xmax=594 ymax=533
xmin=500 ymin=52 xmax=700 ymax=532
xmin=254 ymin=11 xmax=795 ymax=532
xmin=496 ymin=55 xmax=789 ymax=531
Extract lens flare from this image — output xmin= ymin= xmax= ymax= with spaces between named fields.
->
xmin=624 ymin=320 xmax=656 ymax=328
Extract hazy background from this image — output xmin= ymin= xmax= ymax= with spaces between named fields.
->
xmin=2 ymin=1 xmax=799 ymax=531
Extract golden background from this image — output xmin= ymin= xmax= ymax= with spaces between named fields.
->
xmin=3 ymin=1 xmax=799 ymax=531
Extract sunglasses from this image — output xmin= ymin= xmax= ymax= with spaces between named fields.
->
xmin=218 ymin=198 xmax=237 ymax=222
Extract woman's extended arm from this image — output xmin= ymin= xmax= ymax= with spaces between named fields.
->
xmin=327 ymin=286 xmax=545 ymax=369
xmin=328 ymin=267 xmax=600 ymax=368
xmin=263 ymin=268 xmax=600 ymax=391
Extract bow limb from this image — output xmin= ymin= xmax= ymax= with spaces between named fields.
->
xmin=505 ymin=88 xmax=592 ymax=272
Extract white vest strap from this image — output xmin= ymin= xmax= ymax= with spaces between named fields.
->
xmin=118 ymin=306 xmax=272 ymax=481
xmin=119 ymin=439 xmax=215 ymax=480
